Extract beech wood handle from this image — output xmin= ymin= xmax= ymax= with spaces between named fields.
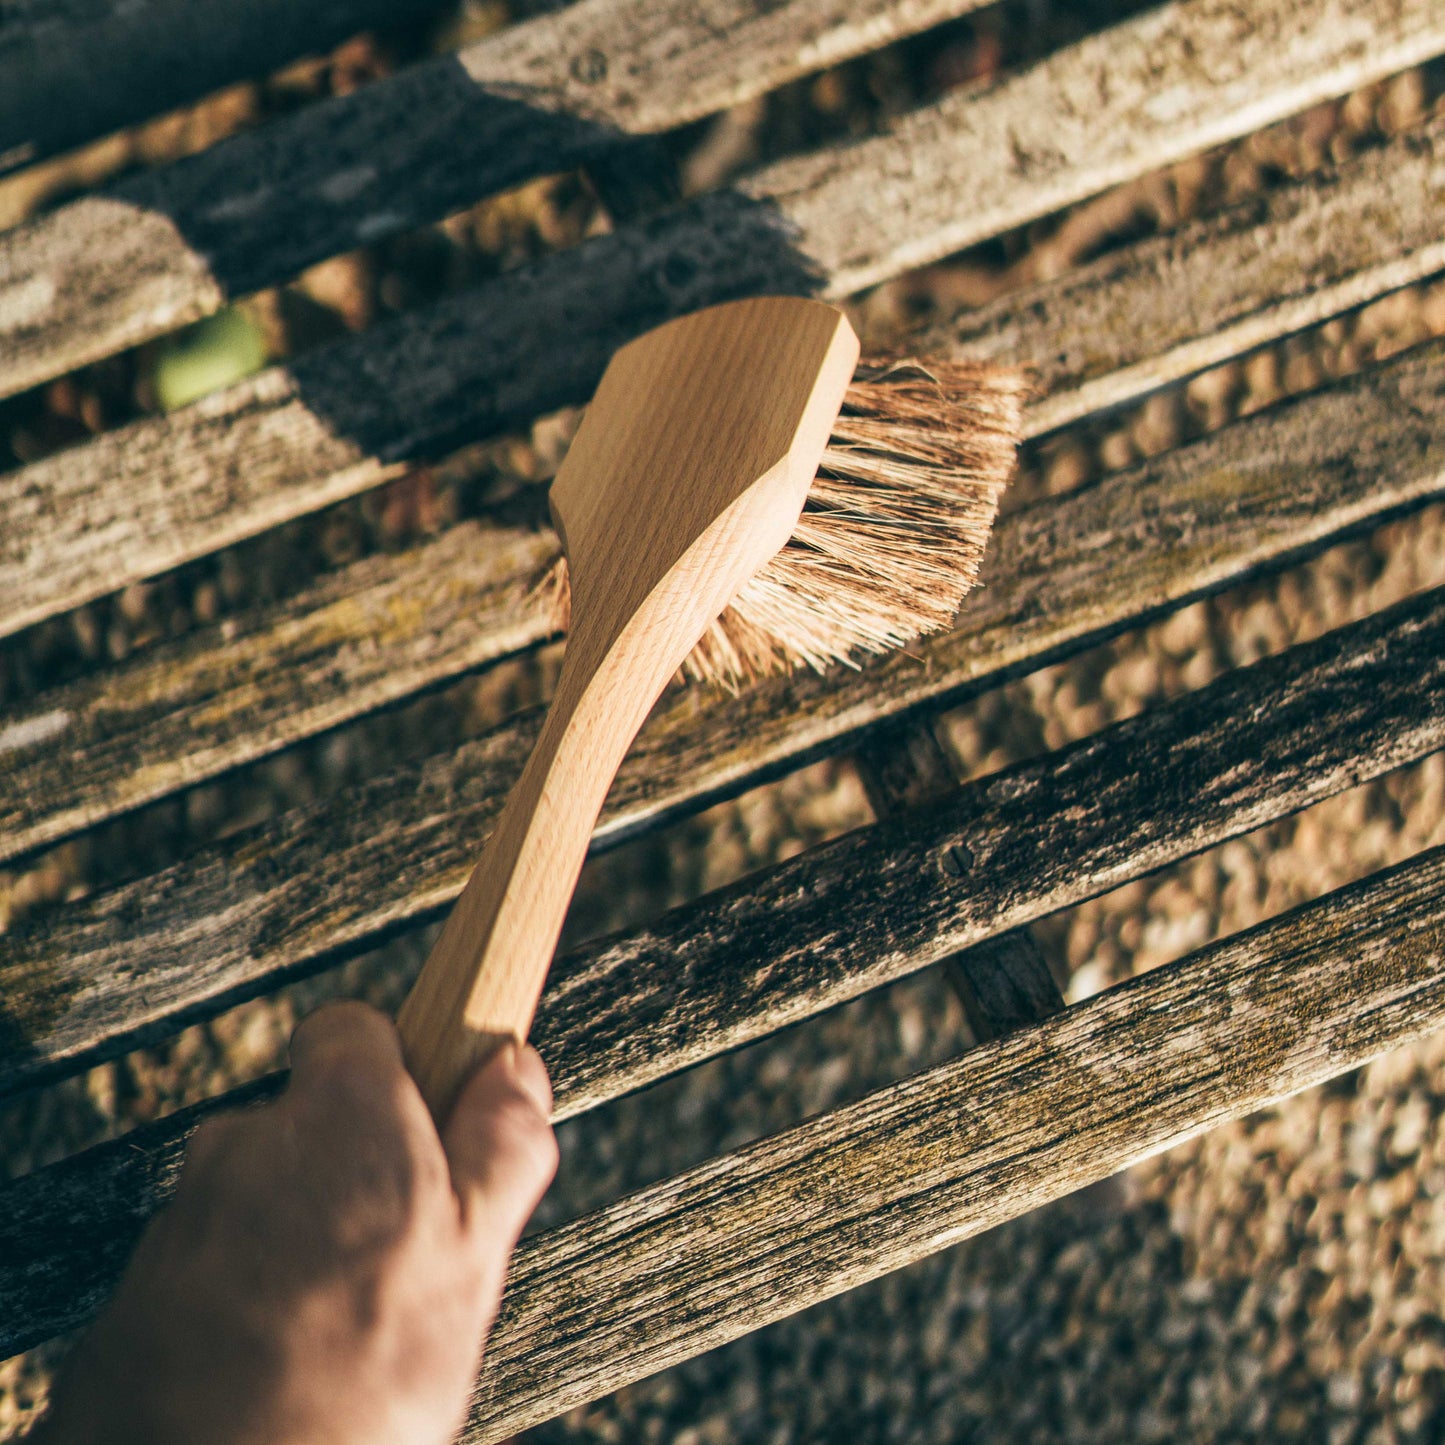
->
xmin=396 ymin=620 xmax=672 ymax=1122
xmin=399 ymin=1018 xmax=515 ymax=1126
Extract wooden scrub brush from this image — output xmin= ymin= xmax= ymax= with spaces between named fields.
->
xmin=397 ymin=295 xmax=1027 ymax=1118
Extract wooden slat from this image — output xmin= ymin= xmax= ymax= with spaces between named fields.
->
xmin=6 ymin=102 xmax=1443 ymax=651
xmin=471 ymin=846 xmax=1445 ymax=1436
xmin=0 ymin=1078 xmax=281 ymax=1360
xmin=2 ymin=119 xmax=1442 ymax=862
xmin=929 ymin=117 xmax=1445 ymax=441
xmin=524 ymin=584 xmax=1445 ymax=1117
xmin=3 ymin=347 xmax=1442 ymax=1093
xmin=0 ymin=0 xmax=435 ymax=176
xmin=0 ymin=519 xmax=560 ymax=866
xmin=0 ymin=193 xmax=817 ymax=645
xmin=3 ymin=0 xmax=1440 ymax=406
xmin=3 ymin=583 xmax=1441 ymax=1356
xmin=745 ymin=0 xmax=1444 ymax=299
xmin=0 ymin=0 xmax=991 ymax=399
xmin=6 ymin=817 xmax=1445 ymax=1377
xmin=2 ymin=350 xmax=1442 ymax=1101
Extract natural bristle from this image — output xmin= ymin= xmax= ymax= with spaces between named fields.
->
xmin=538 ymin=356 xmax=1030 ymax=691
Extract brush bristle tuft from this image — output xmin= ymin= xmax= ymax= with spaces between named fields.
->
xmin=538 ymin=356 xmax=1030 ymax=691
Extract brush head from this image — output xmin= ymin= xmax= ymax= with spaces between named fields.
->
xmin=538 ymin=355 xmax=1030 ymax=691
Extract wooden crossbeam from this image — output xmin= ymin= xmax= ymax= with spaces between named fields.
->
xmin=2 ymin=122 xmax=1442 ymax=866
xmin=1 ymin=0 xmax=1437 ymax=402
xmin=854 ymin=718 xmax=1065 ymax=1038
xmin=2 ymin=342 xmax=1442 ymax=1097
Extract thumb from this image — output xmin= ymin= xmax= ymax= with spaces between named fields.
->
xmin=442 ymin=1043 xmax=558 ymax=1264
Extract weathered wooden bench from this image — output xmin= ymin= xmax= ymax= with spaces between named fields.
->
xmin=2 ymin=0 xmax=1444 ymax=1436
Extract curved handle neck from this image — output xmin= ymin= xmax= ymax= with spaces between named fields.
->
xmin=396 ymin=603 xmax=681 ymax=1120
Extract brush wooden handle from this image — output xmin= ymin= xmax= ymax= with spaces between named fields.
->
xmin=396 ymin=297 xmax=859 ymax=1121
xmin=396 ymin=612 xmax=684 ymax=1118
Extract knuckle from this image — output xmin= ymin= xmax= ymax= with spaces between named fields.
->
xmin=488 ymin=1090 xmax=552 ymax=1149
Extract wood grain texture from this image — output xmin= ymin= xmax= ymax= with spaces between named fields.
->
xmin=6 ymin=824 xmax=1445 ymax=1377
xmin=2 ymin=342 xmax=1442 ymax=1098
xmin=0 ymin=0 xmax=433 ymax=175
xmin=6 ymin=99 xmax=1443 ymax=648
xmin=0 ymin=518 xmax=559 ymax=868
xmin=2 ymin=115 xmax=1440 ymax=830
xmin=464 ymin=845 xmax=1445 ymax=1438
xmin=397 ymin=298 xmax=858 ymax=1116
xmin=529 ymin=583 xmax=1445 ymax=1116
xmin=4 ymin=0 xmax=1440 ymax=406
xmin=0 ymin=193 xmax=822 ymax=643
xmin=0 ymin=0 xmax=988 ymax=399
xmin=954 ymin=114 xmax=1445 ymax=441
xmin=11 ymin=80 xmax=1445 ymax=644
xmin=756 ymin=0 xmax=1445 ymax=299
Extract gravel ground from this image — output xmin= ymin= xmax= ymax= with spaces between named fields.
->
xmin=3 ymin=4 xmax=1445 ymax=1439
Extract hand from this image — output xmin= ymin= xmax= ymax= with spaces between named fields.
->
xmin=35 ymin=1002 xmax=558 ymax=1445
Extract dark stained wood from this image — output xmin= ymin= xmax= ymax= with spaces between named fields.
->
xmin=3 ymin=348 xmax=1443 ymax=1093
xmin=4 ymin=128 xmax=1444 ymax=860
xmin=2 ymin=0 xmax=1438 ymax=402
xmin=0 ymin=0 xmax=440 ymax=176
xmin=853 ymin=720 xmax=1065 ymax=1036
xmin=854 ymin=716 xmax=959 ymax=817
xmin=948 ymin=929 xmax=1065 ymax=1042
